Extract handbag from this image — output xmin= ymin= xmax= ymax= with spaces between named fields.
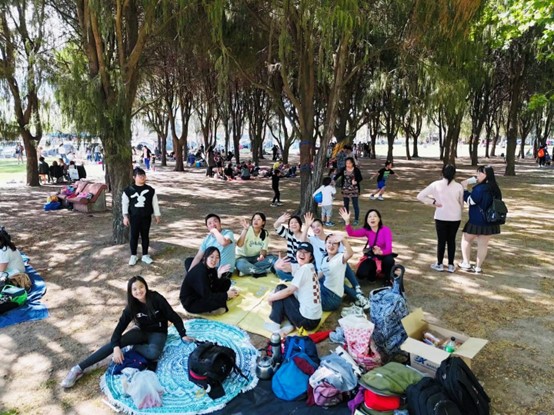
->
xmin=1 ymin=284 xmax=28 ymax=305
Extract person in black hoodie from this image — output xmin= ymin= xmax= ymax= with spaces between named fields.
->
xmin=180 ymin=247 xmax=239 ymax=315
xmin=122 ymin=168 xmax=161 ymax=266
xmin=60 ymin=276 xmax=193 ymax=388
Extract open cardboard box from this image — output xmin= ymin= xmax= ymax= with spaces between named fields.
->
xmin=400 ymin=308 xmax=488 ymax=376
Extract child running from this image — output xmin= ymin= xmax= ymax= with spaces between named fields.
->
xmin=122 ymin=167 xmax=161 ymax=265
xmin=313 ymin=177 xmax=336 ymax=226
xmin=369 ymin=160 xmax=397 ymax=201
xmin=270 ymin=169 xmax=283 ymax=207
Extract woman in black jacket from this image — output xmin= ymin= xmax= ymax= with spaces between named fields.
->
xmin=61 ymin=275 xmax=193 ymax=388
xmin=180 ymin=247 xmax=239 ymax=315
xmin=334 ymin=157 xmax=363 ymax=225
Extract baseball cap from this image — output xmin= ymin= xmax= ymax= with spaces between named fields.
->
xmin=297 ymin=242 xmax=314 ymax=255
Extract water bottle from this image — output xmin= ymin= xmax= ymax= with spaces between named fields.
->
xmin=270 ymin=332 xmax=282 ymax=364
xmin=444 ymin=336 xmax=457 ymax=353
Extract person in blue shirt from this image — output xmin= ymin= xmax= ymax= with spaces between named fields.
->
xmin=459 ymin=165 xmax=502 ymax=274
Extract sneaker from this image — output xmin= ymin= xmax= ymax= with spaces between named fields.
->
xmin=141 ymin=255 xmax=153 ymax=265
xmin=326 ymin=221 xmax=335 ymax=227
xmin=276 ymin=202 xmax=284 ymax=206
xmin=352 ymin=220 xmax=359 ymax=226
xmin=473 ymin=267 xmax=482 ymax=274
xmin=60 ymin=365 xmax=83 ymax=388
xmin=270 ymin=203 xmax=277 ymax=207
xmin=340 ymin=305 xmax=365 ymax=318
xmin=355 ymin=286 xmax=363 ymax=295
xmin=430 ymin=263 xmax=444 ymax=272
xmin=369 ymin=194 xmax=375 ymax=200
xmin=264 ymin=321 xmax=281 ymax=333
xmin=354 ymin=294 xmax=370 ymax=311
xmin=447 ymin=264 xmax=456 ymax=273
xmin=128 ymin=255 xmax=138 ymax=266
xmin=206 ymin=307 xmax=226 ymax=315
xmin=377 ymin=195 xmax=384 ymax=201
xmin=458 ymin=262 xmax=472 ymax=271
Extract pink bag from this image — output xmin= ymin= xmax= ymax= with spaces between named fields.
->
xmin=312 ymin=381 xmax=343 ymax=407
xmin=338 ymin=315 xmax=382 ymax=370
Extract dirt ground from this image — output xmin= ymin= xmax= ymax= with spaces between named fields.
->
xmin=0 ymin=155 xmax=553 ymax=415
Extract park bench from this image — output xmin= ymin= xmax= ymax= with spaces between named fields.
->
xmin=57 ymin=180 xmax=108 ymax=213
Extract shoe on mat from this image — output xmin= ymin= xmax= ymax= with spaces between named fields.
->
xmin=128 ymin=255 xmax=138 ymax=266
xmin=264 ymin=321 xmax=281 ymax=333
xmin=60 ymin=365 xmax=83 ymax=389
xmin=141 ymin=255 xmax=153 ymax=265
xmin=354 ymin=294 xmax=370 ymax=311
xmin=458 ymin=262 xmax=472 ymax=271
xmin=447 ymin=264 xmax=456 ymax=273
xmin=341 ymin=305 xmax=365 ymax=318
xmin=430 ymin=263 xmax=444 ymax=272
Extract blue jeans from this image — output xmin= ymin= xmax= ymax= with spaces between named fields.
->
xmin=343 ymin=264 xmax=359 ymax=301
xmin=343 ymin=197 xmax=360 ymax=221
xmin=235 ymin=255 xmax=278 ymax=275
xmin=320 ymin=281 xmax=343 ymax=311
xmin=276 ymin=269 xmax=293 ymax=281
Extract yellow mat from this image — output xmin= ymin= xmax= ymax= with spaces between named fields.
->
xmin=190 ymin=273 xmax=332 ymax=339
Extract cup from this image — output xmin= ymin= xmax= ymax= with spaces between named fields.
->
xmin=467 ymin=176 xmax=477 ymax=185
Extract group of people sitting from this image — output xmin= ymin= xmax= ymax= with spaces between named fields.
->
xmin=38 ymin=157 xmax=87 ymax=184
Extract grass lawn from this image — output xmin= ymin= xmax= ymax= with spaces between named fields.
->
xmin=0 ymin=159 xmax=26 ymax=182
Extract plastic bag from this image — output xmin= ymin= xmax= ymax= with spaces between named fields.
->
xmin=121 ymin=368 xmax=164 ymax=409
xmin=338 ymin=315 xmax=381 ymax=370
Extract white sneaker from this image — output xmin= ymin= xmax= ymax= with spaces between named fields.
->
xmin=447 ymin=264 xmax=456 ymax=273
xmin=377 ymin=195 xmax=384 ymax=201
xmin=369 ymin=194 xmax=375 ymax=200
xmin=141 ymin=255 xmax=153 ymax=264
xmin=458 ymin=262 xmax=472 ymax=271
xmin=341 ymin=305 xmax=365 ymax=318
xmin=354 ymin=294 xmax=370 ymax=311
xmin=60 ymin=365 xmax=83 ymax=388
xmin=128 ymin=255 xmax=138 ymax=266
xmin=430 ymin=263 xmax=444 ymax=272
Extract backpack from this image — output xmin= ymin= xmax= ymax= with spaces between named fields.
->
xmin=0 ymin=285 xmax=28 ymax=306
xmin=111 ymin=350 xmax=149 ymax=375
xmin=538 ymin=148 xmax=545 ymax=158
xmin=484 ymin=198 xmax=508 ymax=225
xmin=369 ymin=265 xmax=408 ymax=357
xmin=188 ymin=341 xmax=245 ymax=399
xmin=272 ymin=336 xmax=319 ymax=401
xmin=407 ymin=377 xmax=462 ymax=415
xmin=435 ymin=356 xmax=490 ymax=415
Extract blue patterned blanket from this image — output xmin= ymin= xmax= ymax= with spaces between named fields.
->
xmin=0 ymin=260 xmax=48 ymax=328
xmin=101 ymin=319 xmax=259 ymax=415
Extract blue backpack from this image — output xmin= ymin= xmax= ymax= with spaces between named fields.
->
xmin=369 ymin=265 xmax=408 ymax=357
xmin=272 ymin=336 xmax=319 ymax=401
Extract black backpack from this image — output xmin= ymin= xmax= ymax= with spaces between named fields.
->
xmin=484 ymin=198 xmax=508 ymax=225
xmin=188 ymin=342 xmax=246 ymax=399
xmin=435 ymin=356 xmax=490 ymax=415
xmin=407 ymin=377 xmax=462 ymax=415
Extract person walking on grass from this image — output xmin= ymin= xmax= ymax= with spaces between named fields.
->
xmin=123 ymin=167 xmax=161 ymax=266
xmin=270 ymin=169 xmax=283 ymax=207
xmin=313 ymin=176 xmax=336 ymax=226
xmin=417 ymin=164 xmax=464 ymax=273
xmin=61 ymin=276 xmax=194 ymax=388
xmin=369 ymin=160 xmax=397 ymax=201
xmin=333 ymin=157 xmax=363 ymax=226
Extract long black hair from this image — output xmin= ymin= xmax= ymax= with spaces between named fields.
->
xmin=127 ymin=276 xmax=155 ymax=320
xmin=251 ymin=212 xmax=268 ymax=241
xmin=442 ymin=164 xmax=456 ymax=184
xmin=362 ymin=209 xmax=384 ymax=231
xmin=477 ymin=165 xmax=502 ymax=199
xmin=288 ymin=215 xmax=303 ymax=230
xmin=202 ymin=246 xmax=221 ymax=267
xmin=0 ymin=227 xmax=16 ymax=251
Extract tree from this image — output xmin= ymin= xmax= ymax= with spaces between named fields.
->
xmin=53 ymin=1 xmax=160 ymax=243
xmin=0 ymin=0 xmax=49 ymax=186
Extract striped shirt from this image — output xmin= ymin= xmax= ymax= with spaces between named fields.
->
xmin=276 ymin=224 xmax=302 ymax=262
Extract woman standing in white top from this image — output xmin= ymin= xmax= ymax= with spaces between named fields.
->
xmin=417 ymin=164 xmax=464 ymax=273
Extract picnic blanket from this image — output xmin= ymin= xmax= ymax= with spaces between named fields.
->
xmin=0 ymin=260 xmax=48 ymax=328
xmin=195 ymin=274 xmax=331 ymax=338
xmin=101 ymin=319 xmax=258 ymax=415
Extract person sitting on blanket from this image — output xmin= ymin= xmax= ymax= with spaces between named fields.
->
xmin=0 ymin=227 xmax=28 ymax=314
xmin=61 ymin=276 xmax=194 ymax=389
xmin=235 ymin=212 xmax=278 ymax=278
xmin=339 ymin=207 xmax=395 ymax=284
xmin=184 ymin=213 xmax=235 ymax=279
xmin=265 ymin=242 xmax=322 ymax=336
xmin=180 ymin=247 xmax=239 ymax=315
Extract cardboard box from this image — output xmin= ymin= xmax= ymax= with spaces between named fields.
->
xmin=400 ymin=308 xmax=488 ymax=376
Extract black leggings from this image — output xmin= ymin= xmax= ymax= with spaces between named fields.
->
xmin=356 ymin=254 xmax=395 ymax=283
xmin=129 ymin=215 xmax=152 ymax=256
xmin=272 ymin=186 xmax=280 ymax=203
xmin=435 ymin=219 xmax=461 ymax=265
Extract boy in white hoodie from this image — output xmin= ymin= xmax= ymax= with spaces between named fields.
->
xmin=313 ymin=177 xmax=336 ymax=226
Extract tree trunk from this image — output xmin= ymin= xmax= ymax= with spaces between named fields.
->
xmin=22 ymin=132 xmax=40 ymax=186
